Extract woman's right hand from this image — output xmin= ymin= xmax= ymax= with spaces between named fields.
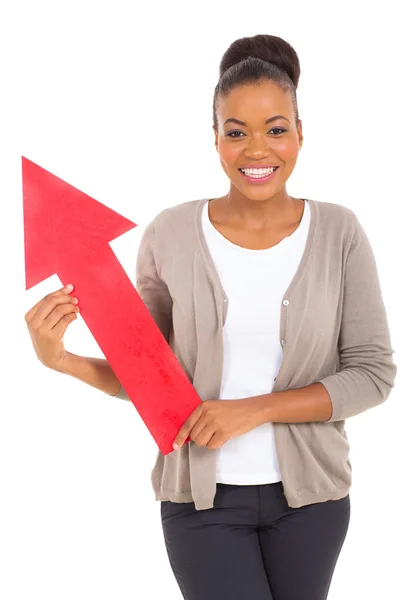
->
xmin=24 ymin=284 xmax=80 ymax=372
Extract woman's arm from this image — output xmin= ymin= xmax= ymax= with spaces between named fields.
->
xmin=318 ymin=214 xmax=397 ymax=421
xmin=242 ymin=382 xmax=333 ymax=424
xmin=56 ymin=351 xmax=126 ymax=398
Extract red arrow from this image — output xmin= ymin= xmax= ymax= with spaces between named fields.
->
xmin=22 ymin=156 xmax=201 ymax=455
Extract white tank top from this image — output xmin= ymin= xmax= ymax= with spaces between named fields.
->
xmin=201 ymin=199 xmax=311 ymax=484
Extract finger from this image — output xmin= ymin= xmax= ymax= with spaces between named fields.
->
xmin=207 ymin=432 xmax=229 ymax=450
xmin=52 ymin=311 xmax=79 ymax=340
xmin=191 ymin=422 xmax=216 ymax=447
xmin=44 ymin=301 xmax=80 ymax=333
xmin=173 ymin=405 xmax=203 ymax=449
xmin=25 ymin=284 xmax=74 ymax=323
xmin=29 ymin=290 xmax=78 ymax=331
xmin=187 ymin=417 xmax=209 ymax=443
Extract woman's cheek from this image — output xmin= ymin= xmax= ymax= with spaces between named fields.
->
xmin=273 ymin=137 xmax=299 ymax=160
xmin=219 ymin=149 xmax=243 ymax=175
xmin=219 ymin=139 xmax=243 ymax=163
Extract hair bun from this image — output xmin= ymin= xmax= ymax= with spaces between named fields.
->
xmin=219 ymin=34 xmax=300 ymax=89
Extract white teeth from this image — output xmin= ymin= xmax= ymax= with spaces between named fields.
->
xmin=240 ymin=167 xmax=276 ymax=178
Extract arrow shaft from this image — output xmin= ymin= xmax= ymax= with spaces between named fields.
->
xmin=58 ymin=245 xmax=201 ymax=454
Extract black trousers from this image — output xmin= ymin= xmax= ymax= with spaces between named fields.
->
xmin=160 ymin=481 xmax=350 ymax=600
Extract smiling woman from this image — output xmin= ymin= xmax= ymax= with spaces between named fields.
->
xmin=152 ymin=33 xmax=396 ymax=600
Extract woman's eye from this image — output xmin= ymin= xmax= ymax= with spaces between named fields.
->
xmin=226 ymin=127 xmax=286 ymax=138
xmin=226 ymin=131 xmax=245 ymax=138
xmin=269 ymin=127 xmax=286 ymax=135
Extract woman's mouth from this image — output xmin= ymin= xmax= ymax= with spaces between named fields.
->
xmin=238 ymin=166 xmax=279 ymax=185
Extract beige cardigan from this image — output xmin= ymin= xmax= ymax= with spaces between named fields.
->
xmin=112 ymin=198 xmax=397 ymax=510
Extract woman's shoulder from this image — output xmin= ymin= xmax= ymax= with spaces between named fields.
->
xmin=310 ymin=198 xmax=358 ymax=235
xmin=151 ymin=198 xmax=205 ymax=233
xmin=310 ymin=197 xmax=357 ymax=220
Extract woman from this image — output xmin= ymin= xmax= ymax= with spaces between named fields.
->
xmin=25 ymin=34 xmax=397 ymax=599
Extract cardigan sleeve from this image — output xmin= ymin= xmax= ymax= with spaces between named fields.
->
xmin=319 ymin=214 xmax=397 ymax=421
xmin=111 ymin=218 xmax=173 ymax=401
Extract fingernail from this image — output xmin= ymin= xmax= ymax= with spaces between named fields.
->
xmin=66 ymin=284 xmax=74 ymax=291
xmin=173 ymin=443 xmax=179 ymax=450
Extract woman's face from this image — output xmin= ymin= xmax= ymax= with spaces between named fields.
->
xmin=214 ymin=81 xmax=303 ymax=201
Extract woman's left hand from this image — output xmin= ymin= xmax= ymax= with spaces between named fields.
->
xmin=173 ymin=398 xmax=266 ymax=451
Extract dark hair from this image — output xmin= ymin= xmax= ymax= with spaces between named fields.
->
xmin=212 ymin=34 xmax=301 ymax=131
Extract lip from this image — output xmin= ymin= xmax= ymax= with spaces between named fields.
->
xmin=238 ymin=166 xmax=279 ymax=185
xmin=239 ymin=164 xmax=278 ymax=168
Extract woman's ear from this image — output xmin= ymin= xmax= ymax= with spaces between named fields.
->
xmin=297 ymin=119 xmax=303 ymax=149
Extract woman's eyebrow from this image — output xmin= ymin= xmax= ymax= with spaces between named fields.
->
xmin=223 ymin=115 xmax=290 ymax=126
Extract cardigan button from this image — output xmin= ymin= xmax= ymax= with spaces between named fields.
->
xmin=283 ymin=299 xmax=289 ymax=306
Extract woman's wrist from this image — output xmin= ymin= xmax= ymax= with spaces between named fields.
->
xmin=57 ymin=351 xmax=122 ymax=396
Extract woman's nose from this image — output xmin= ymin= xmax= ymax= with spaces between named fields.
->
xmin=245 ymin=134 xmax=272 ymax=155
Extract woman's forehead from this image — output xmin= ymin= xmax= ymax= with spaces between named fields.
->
xmin=217 ymin=84 xmax=292 ymax=119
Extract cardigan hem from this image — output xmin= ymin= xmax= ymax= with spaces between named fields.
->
xmin=154 ymin=485 xmax=351 ymax=510
xmin=284 ymin=486 xmax=351 ymax=508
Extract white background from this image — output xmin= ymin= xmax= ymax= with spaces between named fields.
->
xmin=1 ymin=1 xmax=399 ymax=598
